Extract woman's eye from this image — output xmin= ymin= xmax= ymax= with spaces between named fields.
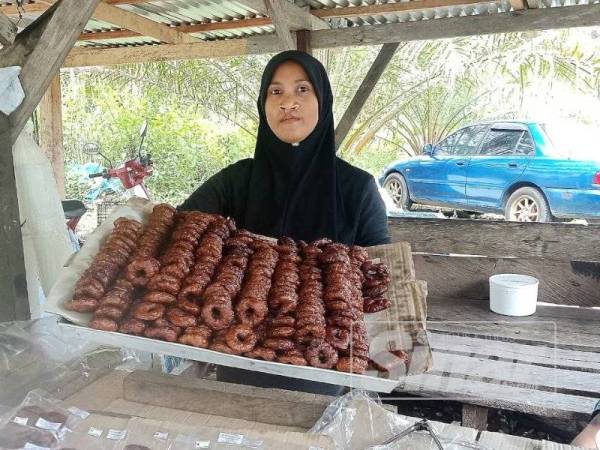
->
xmin=298 ymin=85 xmax=310 ymax=93
xmin=270 ymin=88 xmax=281 ymax=95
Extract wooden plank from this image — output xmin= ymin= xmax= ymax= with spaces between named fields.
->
xmin=312 ymin=0 xmax=499 ymax=19
xmin=64 ymin=34 xmax=282 ymax=67
xmin=0 ymin=10 xmax=17 ymax=46
xmin=462 ymin=404 xmax=488 ymax=430
xmin=428 ymin=332 xmax=600 ymax=371
xmin=123 ymin=370 xmax=335 ymax=428
xmin=395 ymin=373 xmax=597 ymax=419
xmin=0 ymin=114 xmax=29 ymax=322
xmin=388 ymin=218 xmax=600 ymax=260
xmin=427 ymin=297 xmax=600 ymax=351
xmin=2 ymin=0 xmax=102 ymax=143
xmin=335 ymin=42 xmax=399 ymax=151
xmin=478 ymin=430 xmax=537 ymax=449
xmin=265 ymin=0 xmax=296 ymax=51
xmin=38 ymin=74 xmax=65 ymax=198
xmin=428 ymin=352 xmax=600 ymax=394
xmin=414 ymin=254 xmax=600 ymax=307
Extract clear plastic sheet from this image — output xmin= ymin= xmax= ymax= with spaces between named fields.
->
xmin=0 ymin=316 xmax=154 ymax=410
xmin=310 ymin=390 xmax=489 ymax=450
xmin=0 ymin=389 xmax=87 ymax=450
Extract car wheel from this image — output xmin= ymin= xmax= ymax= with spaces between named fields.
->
xmin=505 ymin=187 xmax=551 ymax=223
xmin=383 ymin=173 xmax=412 ymax=210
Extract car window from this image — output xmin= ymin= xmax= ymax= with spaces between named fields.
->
xmin=454 ymin=125 xmax=488 ymax=155
xmin=515 ymin=132 xmax=535 ymax=155
xmin=436 ymin=130 xmax=463 ymax=155
xmin=479 ymin=129 xmax=524 ymax=156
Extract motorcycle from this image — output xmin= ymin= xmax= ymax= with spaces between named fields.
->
xmin=86 ymin=121 xmax=153 ymax=200
xmin=61 ymin=121 xmax=154 ymax=247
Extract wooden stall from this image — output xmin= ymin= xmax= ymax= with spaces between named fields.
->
xmin=1 ymin=0 xmax=599 ymax=446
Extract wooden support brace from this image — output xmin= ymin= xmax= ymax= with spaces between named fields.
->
xmin=0 ymin=10 xmax=17 ymax=46
xmin=265 ymin=0 xmax=296 ymax=51
xmin=0 ymin=0 xmax=102 ymax=143
xmin=0 ymin=114 xmax=29 ymax=322
xmin=335 ymin=42 xmax=399 ymax=151
xmin=462 ymin=404 xmax=489 ymax=431
xmin=239 ymin=0 xmax=328 ymax=31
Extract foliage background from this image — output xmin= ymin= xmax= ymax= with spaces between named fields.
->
xmin=55 ymin=27 xmax=600 ymax=205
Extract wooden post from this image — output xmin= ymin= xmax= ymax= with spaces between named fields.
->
xmin=462 ymin=404 xmax=489 ymax=430
xmin=39 ymin=74 xmax=65 ymax=198
xmin=334 ymin=42 xmax=399 ymax=151
xmin=296 ymin=30 xmax=312 ymax=55
xmin=0 ymin=114 xmax=30 ymax=322
xmin=0 ymin=0 xmax=101 ymax=321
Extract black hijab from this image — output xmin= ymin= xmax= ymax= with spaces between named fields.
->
xmin=243 ymin=50 xmax=338 ymax=243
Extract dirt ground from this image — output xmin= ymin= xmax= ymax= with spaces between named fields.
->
xmin=382 ymin=394 xmax=585 ymax=444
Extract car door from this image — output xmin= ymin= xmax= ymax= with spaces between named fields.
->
xmin=407 ymin=129 xmax=464 ymax=201
xmin=411 ymin=125 xmax=486 ymax=206
xmin=466 ymin=123 xmax=535 ymax=209
xmin=443 ymin=124 xmax=489 ymax=205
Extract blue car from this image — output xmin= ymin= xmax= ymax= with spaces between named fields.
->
xmin=380 ymin=121 xmax=600 ymax=222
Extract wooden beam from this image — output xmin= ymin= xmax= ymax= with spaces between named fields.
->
xmin=312 ymin=4 xmax=600 ymax=47
xmin=335 ymin=43 xmax=399 ymax=150
xmin=39 ymin=74 xmax=65 ymax=198
xmin=65 ymin=33 xmax=282 ymax=67
xmin=1 ymin=0 xmax=102 ymax=143
xmin=265 ymin=0 xmax=296 ymax=51
xmin=0 ymin=114 xmax=30 ymax=322
xmin=0 ymin=10 xmax=17 ymax=46
xmin=311 ymin=0 xmax=495 ymax=19
xmin=78 ymin=17 xmax=273 ymax=42
xmin=64 ymin=4 xmax=600 ymax=67
xmin=296 ymin=29 xmax=311 ymax=55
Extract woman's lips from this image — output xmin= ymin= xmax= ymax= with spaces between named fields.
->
xmin=281 ymin=116 xmax=300 ymax=123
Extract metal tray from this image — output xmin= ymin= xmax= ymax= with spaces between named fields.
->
xmin=58 ymin=319 xmax=399 ymax=393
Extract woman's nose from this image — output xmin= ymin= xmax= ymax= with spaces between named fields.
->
xmin=280 ymin=103 xmax=299 ymax=111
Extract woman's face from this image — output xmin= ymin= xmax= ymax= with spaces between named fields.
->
xmin=265 ymin=61 xmax=319 ymax=145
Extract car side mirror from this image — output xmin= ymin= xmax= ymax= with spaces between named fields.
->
xmin=423 ymin=144 xmax=434 ymax=155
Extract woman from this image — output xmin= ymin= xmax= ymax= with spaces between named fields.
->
xmin=179 ymin=50 xmax=389 ymax=393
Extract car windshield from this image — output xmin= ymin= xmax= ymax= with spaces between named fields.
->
xmin=540 ymin=122 xmax=600 ymax=160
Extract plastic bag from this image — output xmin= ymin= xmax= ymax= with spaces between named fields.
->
xmin=310 ymin=390 xmax=489 ymax=450
xmin=0 ymin=316 xmax=154 ymax=409
xmin=0 ymin=389 xmax=87 ymax=449
xmin=13 ymin=124 xmax=73 ymax=313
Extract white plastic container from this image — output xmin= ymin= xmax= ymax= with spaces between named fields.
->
xmin=489 ymin=274 xmax=539 ymax=316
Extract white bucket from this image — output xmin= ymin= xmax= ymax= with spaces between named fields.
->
xmin=489 ymin=274 xmax=539 ymax=316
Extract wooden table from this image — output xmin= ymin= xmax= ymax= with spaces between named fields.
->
xmin=387 ymin=217 xmax=600 ymax=430
xmin=62 ymin=369 xmax=584 ymax=449
xmin=392 ymin=295 xmax=600 ymax=430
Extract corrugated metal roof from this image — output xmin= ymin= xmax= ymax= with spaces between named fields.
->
xmin=2 ymin=0 xmax=599 ymax=48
